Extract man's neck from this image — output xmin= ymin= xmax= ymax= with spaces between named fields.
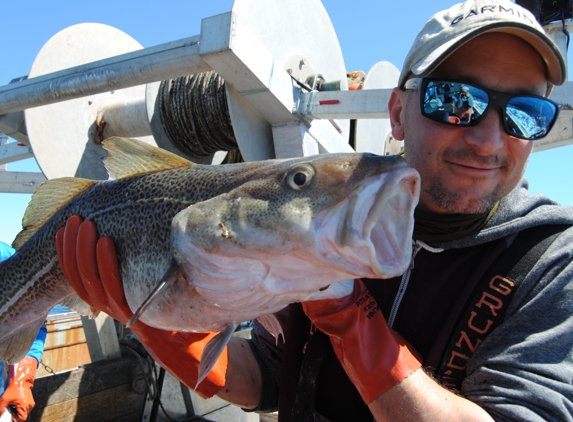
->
xmin=413 ymin=203 xmax=499 ymax=243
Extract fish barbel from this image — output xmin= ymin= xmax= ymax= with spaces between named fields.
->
xmin=0 ymin=137 xmax=420 ymax=370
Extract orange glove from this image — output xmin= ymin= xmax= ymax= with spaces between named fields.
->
xmin=302 ymin=279 xmax=422 ymax=404
xmin=0 ymin=356 xmax=38 ymax=422
xmin=55 ymin=216 xmax=227 ymax=398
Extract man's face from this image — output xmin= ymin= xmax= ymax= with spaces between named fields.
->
xmin=389 ymin=33 xmax=548 ymax=214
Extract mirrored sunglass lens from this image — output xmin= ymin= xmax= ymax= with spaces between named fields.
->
xmin=506 ymin=97 xmax=557 ymax=140
xmin=423 ymin=81 xmax=486 ymax=125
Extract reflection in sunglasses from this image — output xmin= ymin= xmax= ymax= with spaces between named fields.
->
xmin=405 ymin=78 xmax=559 ymax=140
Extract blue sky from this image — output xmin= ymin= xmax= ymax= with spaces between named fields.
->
xmin=1 ymin=0 xmax=572 ymax=244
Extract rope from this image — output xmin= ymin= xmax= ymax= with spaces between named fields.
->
xmin=120 ymin=336 xmax=159 ymax=399
xmin=158 ymin=71 xmax=238 ymax=157
xmin=120 ymin=336 xmax=216 ymax=422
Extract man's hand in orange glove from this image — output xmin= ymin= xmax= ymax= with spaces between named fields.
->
xmin=55 ymin=215 xmax=227 ymax=398
xmin=0 ymin=356 xmax=38 ymax=422
xmin=302 ymin=279 xmax=422 ymax=405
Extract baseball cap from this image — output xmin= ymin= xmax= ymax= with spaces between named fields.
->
xmin=398 ymin=0 xmax=567 ymax=89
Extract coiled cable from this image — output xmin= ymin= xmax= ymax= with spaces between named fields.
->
xmin=159 ymin=71 xmax=238 ymax=157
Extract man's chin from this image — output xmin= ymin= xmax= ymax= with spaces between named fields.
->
xmin=424 ymin=183 xmax=502 ymax=214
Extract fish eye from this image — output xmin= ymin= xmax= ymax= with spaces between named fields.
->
xmin=286 ymin=164 xmax=315 ymax=190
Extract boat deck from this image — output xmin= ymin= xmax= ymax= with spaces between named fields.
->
xmin=29 ymin=312 xmax=260 ymax=421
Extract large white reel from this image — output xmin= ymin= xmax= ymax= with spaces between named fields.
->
xmin=24 ymin=0 xmax=349 ymax=179
xmin=24 ymin=23 xmax=154 ymax=180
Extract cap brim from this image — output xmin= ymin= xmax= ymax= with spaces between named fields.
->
xmin=409 ymin=22 xmax=566 ymax=87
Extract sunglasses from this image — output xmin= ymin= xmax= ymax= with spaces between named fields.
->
xmin=403 ymin=78 xmax=560 ymax=140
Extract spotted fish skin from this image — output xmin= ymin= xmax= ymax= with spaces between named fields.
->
xmin=0 ymin=137 xmax=419 ymax=363
xmin=0 ymin=155 xmax=293 ymax=361
xmin=0 ymin=163 xmax=230 ymax=362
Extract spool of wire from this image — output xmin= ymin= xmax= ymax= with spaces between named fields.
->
xmin=159 ymin=71 xmax=238 ymax=157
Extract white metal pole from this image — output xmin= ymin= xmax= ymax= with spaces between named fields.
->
xmin=0 ymin=35 xmax=210 ymax=116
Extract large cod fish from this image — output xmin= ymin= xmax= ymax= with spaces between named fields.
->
xmin=0 ymin=137 xmax=420 ymax=373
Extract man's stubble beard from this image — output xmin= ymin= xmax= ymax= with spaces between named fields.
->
xmin=424 ymin=174 xmax=504 ymax=214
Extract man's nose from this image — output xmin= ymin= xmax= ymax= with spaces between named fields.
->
xmin=462 ymin=108 xmax=507 ymax=154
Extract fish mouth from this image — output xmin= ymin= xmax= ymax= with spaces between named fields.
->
xmin=316 ymin=166 xmax=420 ymax=279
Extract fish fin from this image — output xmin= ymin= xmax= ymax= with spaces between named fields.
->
xmin=256 ymin=314 xmax=284 ymax=345
xmin=0 ymin=317 xmax=46 ymax=364
xmin=12 ymin=178 xmax=96 ymax=250
xmin=60 ymin=294 xmax=100 ymax=318
xmin=102 ymin=137 xmax=192 ymax=180
xmin=126 ymin=258 xmax=180 ymax=328
xmin=196 ymin=322 xmax=238 ymax=389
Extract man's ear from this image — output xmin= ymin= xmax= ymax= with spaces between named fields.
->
xmin=388 ymin=88 xmax=406 ymax=141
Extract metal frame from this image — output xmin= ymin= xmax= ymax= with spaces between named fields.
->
xmin=0 ymin=10 xmax=572 ymax=192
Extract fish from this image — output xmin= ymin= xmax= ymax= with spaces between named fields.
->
xmin=0 ymin=137 xmax=420 ymax=384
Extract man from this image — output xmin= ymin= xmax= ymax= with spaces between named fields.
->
xmin=56 ymin=0 xmax=573 ymax=420
xmin=0 ymin=242 xmax=46 ymax=422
